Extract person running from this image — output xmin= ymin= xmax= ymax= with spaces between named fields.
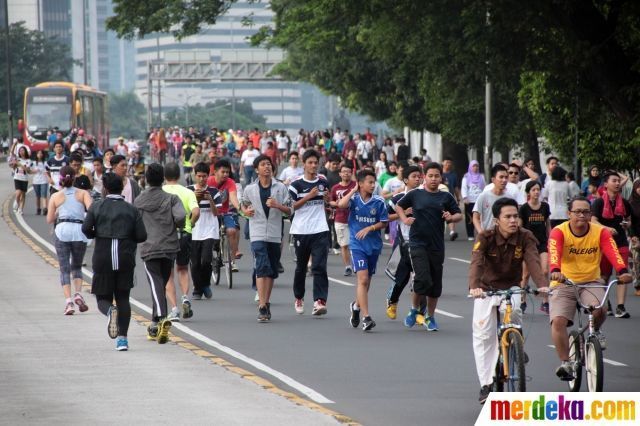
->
xmin=46 ymin=140 xmax=69 ymax=200
xmin=278 ymin=151 xmax=304 ymax=185
xmin=187 ymin=162 xmax=221 ymax=300
xmin=469 ymin=197 xmax=549 ymax=404
xmin=338 ymin=169 xmax=388 ymax=331
xmin=11 ymin=146 xmax=33 ymax=214
xmin=46 ymin=166 xmax=93 ymax=315
xmin=240 ymin=142 xmax=260 ymax=186
xmin=330 ymin=163 xmax=357 ymax=276
xmin=519 ymin=180 xmax=551 ymax=314
xmin=289 ymin=149 xmax=331 ymax=316
xmin=81 ymin=173 xmax=147 ymax=351
xmin=134 ymin=163 xmax=186 ymax=344
xmin=385 ymin=165 xmax=422 ymax=319
xmin=163 ymin=162 xmax=200 ymax=321
xmin=461 ymin=160 xmax=486 ymax=240
xmin=109 ymin=154 xmax=141 ymax=204
xmin=32 ymin=150 xmax=49 ymax=215
xmin=207 ymin=159 xmax=243 ymax=269
xmin=548 ymin=196 xmax=632 ymax=380
xmin=473 ymin=164 xmax=511 ymax=233
xmin=590 ymin=170 xmax=633 ymax=318
xmin=395 ymin=162 xmax=462 ymax=331
xmin=241 ymin=154 xmax=293 ymax=322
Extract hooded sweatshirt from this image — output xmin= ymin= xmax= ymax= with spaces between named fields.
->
xmin=134 ymin=186 xmax=186 ymax=260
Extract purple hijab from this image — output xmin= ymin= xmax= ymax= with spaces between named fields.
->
xmin=465 ymin=160 xmax=483 ymax=186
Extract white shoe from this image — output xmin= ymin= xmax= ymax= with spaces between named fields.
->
xmin=167 ymin=307 xmax=180 ymax=322
xmin=332 ymin=248 xmax=340 ymax=255
xmin=12 ymin=200 xmax=17 ymax=211
xmin=254 ymin=292 xmax=259 ymax=303
xmin=468 ymin=237 xmax=475 ymax=241
xmin=294 ymin=298 xmax=304 ymax=314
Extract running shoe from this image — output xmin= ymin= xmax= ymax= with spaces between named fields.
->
xmin=266 ymin=302 xmax=272 ymax=320
xmin=73 ymin=293 xmax=89 ymax=313
xmin=167 ymin=308 xmax=180 ymax=322
xmin=520 ymin=302 xmax=527 ymax=314
xmin=312 ymin=299 xmax=327 ymax=316
xmin=257 ymin=305 xmax=269 ymax=323
xmin=254 ymin=292 xmax=259 ymax=303
xmin=232 ymin=262 xmax=239 ymax=272
xmin=606 ymin=300 xmax=614 ymax=316
xmin=294 ymin=298 xmax=304 ymax=314
xmin=64 ymin=302 xmax=75 ymax=315
xmin=344 ymin=266 xmax=353 ymax=277
xmin=468 ymin=237 xmax=475 ymax=241
xmin=615 ymin=305 xmax=630 ymax=319
xmin=425 ymin=316 xmax=439 ymax=332
xmin=147 ymin=325 xmax=158 ymax=341
xmin=115 ymin=337 xmax=128 ymax=351
xmin=202 ymin=286 xmax=213 ymax=299
xmin=349 ymin=302 xmax=360 ymax=328
xmin=416 ymin=305 xmax=427 ymax=325
xmin=332 ymin=248 xmax=340 ymax=255
xmin=192 ymin=293 xmax=203 ymax=301
xmin=555 ymin=361 xmax=575 ymax=381
xmin=182 ymin=296 xmax=193 ymax=319
xmin=593 ymin=331 xmax=607 ymax=350
xmin=386 ymin=302 xmax=397 ymax=320
xmin=449 ymin=231 xmax=458 ymax=241
xmin=12 ymin=200 xmax=17 ymax=211
xmin=404 ymin=308 xmax=418 ymax=328
xmin=157 ymin=319 xmax=172 ymax=344
xmin=107 ymin=305 xmax=118 ymax=339
xmin=540 ymin=302 xmax=549 ymax=315
xmin=478 ymin=385 xmax=491 ymax=404
xmin=362 ymin=316 xmax=376 ymax=332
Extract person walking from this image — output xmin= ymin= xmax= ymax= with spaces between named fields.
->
xmin=82 ymin=173 xmax=147 ymax=351
xmin=461 ymin=160 xmax=486 ymax=240
xmin=241 ymin=154 xmax=293 ymax=322
xmin=32 ymin=150 xmax=49 ymax=215
xmin=11 ymin=146 xmax=33 ymax=214
xmin=628 ymin=179 xmax=640 ymax=296
xmin=329 ymin=163 xmax=357 ymax=276
xmin=134 ymin=163 xmax=186 ymax=344
xmin=46 ymin=166 xmax=93 ymax=315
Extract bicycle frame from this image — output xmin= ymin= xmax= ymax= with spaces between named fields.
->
xmin=558 ymin=279 xmax=619 ymax=338
xmin=494 ymin=289 xmax=525 ymax=379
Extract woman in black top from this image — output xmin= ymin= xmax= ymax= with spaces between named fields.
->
xmin=628 ymin=179 xmax=640 ymax=296
xmin=519 ymin=180 xmax=551 ymax=313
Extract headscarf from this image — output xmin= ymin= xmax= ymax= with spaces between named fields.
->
xmin=629 ymin=179 xmax=640 ymax=219
xmin=465 ymin=160 xmax=483 ymax=186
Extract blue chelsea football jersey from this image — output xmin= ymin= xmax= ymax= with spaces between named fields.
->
xmin=348 ymin=193 xmax=389 ymax=255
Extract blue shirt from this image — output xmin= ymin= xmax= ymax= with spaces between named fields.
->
xmin=348 ymin=193 xmax=388 ymax=255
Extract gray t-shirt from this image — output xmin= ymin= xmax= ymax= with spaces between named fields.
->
xmin=472 ymin=190 xmax=516 ymax=231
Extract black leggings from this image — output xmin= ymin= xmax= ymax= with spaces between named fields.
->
xmin=96 ymin=288 xmax=131 ymax=337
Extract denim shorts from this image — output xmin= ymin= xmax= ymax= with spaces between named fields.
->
xmin=223 ymin=213 xmax=240 ymax=230
xmin=251 ymin=241 xmax=280 ymax=279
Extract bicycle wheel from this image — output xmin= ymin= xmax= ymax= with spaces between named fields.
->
xmin=222 ymin=233 xmax=233 ymax=289
xmin=211 ymin=244 xmax=221 ymax=287
xmin=505 ymin=331 xmax=526 ymax=392
xmin=585 ymin=335 xmax=604 ymax=392
xmin=567 ymin=330 xmax=583 ymax=392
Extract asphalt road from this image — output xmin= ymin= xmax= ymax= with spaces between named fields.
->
xmin=18 ymin=189 xmax=640 ymax=425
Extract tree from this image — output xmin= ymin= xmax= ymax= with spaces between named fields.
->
xmin=0 ymin=22 xmax=76 ymax=133
xmin=163 ymin=99 xmax=267 ymax=131
xmin=109 ymin=92 xmax=147 ymax=139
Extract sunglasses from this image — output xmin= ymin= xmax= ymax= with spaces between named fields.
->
xmin=508 ymin=171 xmax=519 ymax=175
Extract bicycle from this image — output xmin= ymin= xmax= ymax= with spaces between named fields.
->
xmin=471 ymin=287 xmax=538 ymax=393
xmin=552 ymin=279 xmax=619 ymax=392
xmin=212 ymin=217 xmax=233 ymax=289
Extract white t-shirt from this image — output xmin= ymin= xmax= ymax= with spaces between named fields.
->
xmin=473 ymin=189 xmax=517 ymax=231
xmin=483 ymin=182 xmax=525 ymax=205
xmin=544 ymin=180 xmax=570 ymax=220
xmin=383 ymin=177 xmax=404 ymax=195
xmin=241 ymin=149 xmax=260 ymax=167
xmin=13 ymin=159 xmax=32 ymax=182
xmin=276 ymin=135 xmax=289 ymax=150
xmin=279 ymin=166 xmax=303 ymax=183
xmin=374 ymin=160 xmax=387 ymax=178
xmin=126 ymin=141 xmax=139 ymax=153
xmin=356 ymin=140 xmax=372 ymax=160
xmin=32 ymin=161 xmax=48 ymax=185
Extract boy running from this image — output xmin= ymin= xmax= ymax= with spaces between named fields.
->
xmin=338 ymin=169 xmax=389 ymax=331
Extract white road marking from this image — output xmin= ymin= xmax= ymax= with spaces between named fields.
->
xmin=328 ymin=277 xmax=355 ymax=287
xmin=15 ymin=210 xmax=335 ymax=404
xmin=435 ymin=309 xmax=464 ymax=319
xmin=547 ymin=345 xmax=628 ymax=367
xmin=448 ymin=257 xmax=471 ymax=264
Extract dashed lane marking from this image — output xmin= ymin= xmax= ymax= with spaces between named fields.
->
xmin=448 ymin=257 xmax=471 ymax=264
xmin=4 ymin=195 xmax=363 ymax=425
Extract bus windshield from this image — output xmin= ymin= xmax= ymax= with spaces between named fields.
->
xmin=26 ymin=97 xmax=72 ymax=133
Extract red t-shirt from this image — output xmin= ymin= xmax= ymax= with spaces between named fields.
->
xmin=206 ymin=175 xmax=237 ymax=214
xmin=330 ymin=181 xmax=357 ymax=223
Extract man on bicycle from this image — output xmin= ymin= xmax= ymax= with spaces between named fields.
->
xmin=469 ymin=197 xmax=548 ymax=404
xmin=548 ymin=196 xmax=632 ymax=380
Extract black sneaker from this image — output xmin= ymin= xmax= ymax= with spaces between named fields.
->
xmin=349 ymin=302 xmax=360 ymax=328
xmin=615 ymin=304 xmax=630 ymax=318
xmin=450 ymin=231 xmax=458 ymax=241
xmin=266 ymin=302 xmax=271 ymax=320
xmin=257 ymin=305 xmax=269 ymax=323
xmin=362 ymin=316 xmax=376 ymax=331
xmin=478 ymin=385 xmax=491 ymax=404
xmin=606 ymin=300 xmax=614 ymax=316
xmin=555 ymin=361 xmax=575 ymax=381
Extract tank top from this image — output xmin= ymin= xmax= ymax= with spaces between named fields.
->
xmin=55 ymin=187 xmax=88 ymax=243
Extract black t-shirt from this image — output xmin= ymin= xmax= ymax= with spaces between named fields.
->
xmin=324 ymin=170 xmax=340 ymax=189
xmin=397 ymin=144 xmax=410 ymax=162
xmin=519 ymin=202 xmax=550 ymax=248
xmin=396 ymin=188 xmax=461 ymax=252
xmin=591 ymin=197 xmax=632 ymax=247
xmin=259 ymin=182 xmax=271 ymax=218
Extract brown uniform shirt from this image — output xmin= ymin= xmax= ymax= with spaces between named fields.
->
xmin=469 ymin=228 xmax=549 ymax=290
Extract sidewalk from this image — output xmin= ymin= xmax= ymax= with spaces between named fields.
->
xmin=0 ymin=163 xmax=339 ymax=425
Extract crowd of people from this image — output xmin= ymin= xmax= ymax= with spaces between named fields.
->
xmin=7 ymin=124 xmax=640 ymax=402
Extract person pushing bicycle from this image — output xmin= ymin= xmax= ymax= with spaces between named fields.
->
xmin=547 ymin=196 xmax=632 ymax=381
xmin=469 ymin=197 xmax=549 ymax=404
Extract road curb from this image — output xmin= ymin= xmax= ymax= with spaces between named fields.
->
xmin=2 ymin=193 xmax=360 ymax=426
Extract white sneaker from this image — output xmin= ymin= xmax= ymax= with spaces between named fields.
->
xmin=167 ymin=307 xmax=180 ymax=322
xmin=312 ymin=300 xmax=327 ymax=316
xmin=332 ymin=248 xmax=340 ymax=255
xmin=294 ymin=298 xmax=304 ymax=314
xmin=468 ymin=237 xmax=475 ymax=241
xmin=12 ymin=200 xmax=17 ymax=211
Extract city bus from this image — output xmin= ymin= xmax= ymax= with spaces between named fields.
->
xmin=21 ymin=82 xmax=109 ymax=151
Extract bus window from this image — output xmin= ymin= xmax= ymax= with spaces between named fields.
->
xmin=82 ymin=95 xmax=94 ymax=136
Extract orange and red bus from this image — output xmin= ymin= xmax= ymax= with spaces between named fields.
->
xmin=21 ymin=82 xmax=109 ymax=151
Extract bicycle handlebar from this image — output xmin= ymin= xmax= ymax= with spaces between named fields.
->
xmin=548 ymin=279 xmax=620 ymax=311
xmin=467 ymin=286 xmax=543 ymax=299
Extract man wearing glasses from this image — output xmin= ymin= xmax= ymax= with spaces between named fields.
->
xmin=547 ymin=196 xmax=632 ymax=380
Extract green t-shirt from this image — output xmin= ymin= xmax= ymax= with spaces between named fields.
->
xmin=163 ymin=184 xmax=199 ymax=234
xmin=378 ymin=171 xmax=396 ymax=188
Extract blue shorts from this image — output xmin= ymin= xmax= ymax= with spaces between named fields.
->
xmin=222 ymin=213 xmax=240 ymax=229
xmin=251 ymin=241 xmax=280 ymax=279
xmin=350 ymin=249 xmax=379 ymax=276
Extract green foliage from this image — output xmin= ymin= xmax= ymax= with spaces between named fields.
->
xmin=106 ymin=0 xmax=232 ymax=40
xmin=109 ymin=92 xmax=147 ymax=139
xmin=163 ymin=99 xmax=266 ymax=131
xmin=0 ymin=22 xmax=75 ymax=120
